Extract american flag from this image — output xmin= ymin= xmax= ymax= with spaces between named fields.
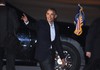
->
xmin=74 ymin=4 xmax=85 ymax=36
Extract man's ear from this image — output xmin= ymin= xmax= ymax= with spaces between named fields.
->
xmin=55 ymin=15 xmax=57 ymax=18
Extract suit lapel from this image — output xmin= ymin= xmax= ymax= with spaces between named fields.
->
xmin=54 ymin=22 xmax=57 ymax=38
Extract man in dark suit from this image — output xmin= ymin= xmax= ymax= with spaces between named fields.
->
xmin=0 ymin=0 xmax=20 ymax=70
xmin=21 ymin=8 xmax=65 ymax=70
xmin=84 ymin=17 xmax=100 ymax=70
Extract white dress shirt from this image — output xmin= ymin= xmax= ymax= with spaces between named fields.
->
xmin=49 ymin=22 xmax=56 ymax=49
xmin=49 ymin=22 xmax=55 ymax=42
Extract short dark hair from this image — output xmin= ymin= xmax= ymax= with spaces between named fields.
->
xmin=46 ymin=8 xmax=57 ymax=14
xmin=0 ymin=0 xmax=5 ymax=3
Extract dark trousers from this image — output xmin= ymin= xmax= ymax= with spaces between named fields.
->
xmin=0 ymin=47 xmax=15 ymax=70
xmin=84 ymin=59 xmax=100 ymax=70
xmin=0 ymin=48 xmax=4 ymax=70
xmin=39 ymin=50 xmax=55 ymax=70
xmin=0 ymin=36 xmax=19 ymax=70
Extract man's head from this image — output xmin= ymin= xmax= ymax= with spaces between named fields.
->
xmin=0 ymin=0 xmax=5 ymax=4
xmin=45 ymin=8 xmax=57 ymax=23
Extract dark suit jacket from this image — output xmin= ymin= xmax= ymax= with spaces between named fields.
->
xmin=85 ymin=18 xmax=100 ymax=59
xmin=27 ymin=20 xmax=64 ymax=61
xmin=0 ymin=6 xmax=19 ymax=47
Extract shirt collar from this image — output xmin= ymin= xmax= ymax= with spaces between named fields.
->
xmin=0 ymin=3 xmax=5 ymax=6
xmin=48 ymin=22 xmax=54 ymax=26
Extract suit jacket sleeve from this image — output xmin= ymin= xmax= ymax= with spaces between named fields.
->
xmin=26 ymin=20 xmax=38 ymax=31
xmin=85 ymin=22 xmax=97 ymax=52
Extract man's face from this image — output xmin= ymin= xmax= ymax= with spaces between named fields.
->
xmin=46 ymin=9 xmax=57 ymax=23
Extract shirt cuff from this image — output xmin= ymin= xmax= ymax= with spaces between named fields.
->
xmin=24 ymin=21 xmax=29 ymax=25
